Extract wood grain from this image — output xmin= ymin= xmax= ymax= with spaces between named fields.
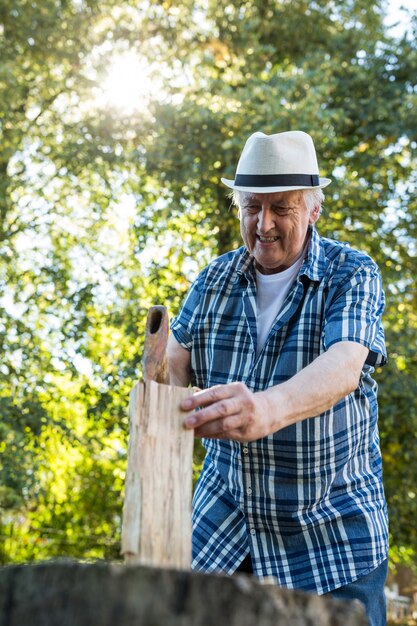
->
xmin=121 ymin=380 xmax=194 ymax=569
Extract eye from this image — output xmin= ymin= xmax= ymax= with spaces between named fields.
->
xmin=244 ymin=205 xmax=260 ymax=214
xmin=272 ymin=206 xmax=292 ymax=216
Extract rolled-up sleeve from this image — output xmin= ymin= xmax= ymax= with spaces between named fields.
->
xmin=323 ymin=261 xmax=387 ymax=368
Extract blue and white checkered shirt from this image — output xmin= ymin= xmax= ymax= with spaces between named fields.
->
xmin=171 ymin=226 xmax=388 ymax=594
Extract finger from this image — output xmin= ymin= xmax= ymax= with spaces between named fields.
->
xmin=180 ymin=385 xmax=233 ymax=412
xmin=183 ymin=396 xmax=239 ymax=429
xmin=194 ymin=413 xmax=243 ymax=439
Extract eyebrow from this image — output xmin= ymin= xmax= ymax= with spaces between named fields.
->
xmin=240 ymin=195 xmax=260 ymax=204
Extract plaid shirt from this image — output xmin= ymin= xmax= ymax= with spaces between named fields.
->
xmin=171 ymin=226 xmax=388 ymax=594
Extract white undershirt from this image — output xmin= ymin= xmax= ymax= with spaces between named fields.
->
xmin=255 ymin=254 xmax=305 ymax=357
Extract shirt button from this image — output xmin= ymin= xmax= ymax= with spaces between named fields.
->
xmin=250 ymin=528 xmax=256 ymax=536
xmin=247 ymin=488 xmax=252 ymax=495
xmin=242 ymin=447 xmax=249 ymax=455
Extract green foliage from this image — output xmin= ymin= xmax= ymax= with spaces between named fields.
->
xmin=0 ymin=0 xmax=417 ymax=572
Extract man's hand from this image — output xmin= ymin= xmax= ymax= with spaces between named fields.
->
xmin=179 ymin=342 xmax=369 ymax=442
xmin=181 ymin=382 xmax=275 ymax=442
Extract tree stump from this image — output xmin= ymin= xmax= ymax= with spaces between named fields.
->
xmin=0 ymin=561 xmax=369 ymax=626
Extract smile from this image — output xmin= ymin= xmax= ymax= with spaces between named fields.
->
xmin=257 ymin=235 xmax=279 ymax=242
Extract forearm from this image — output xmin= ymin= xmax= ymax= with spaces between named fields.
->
xmin=169 ymin=369 xmax=190 ymax=387
xmin=167 ymin=334 xmax=192 ymax=387
xmin=181 ymin=340 xmax=369 ymax=442
xmin=261 ymin=341 xmax=369 ymax=431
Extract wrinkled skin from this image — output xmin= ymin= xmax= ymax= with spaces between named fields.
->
xmin=238 ymin=190 xmax=320 ymax=274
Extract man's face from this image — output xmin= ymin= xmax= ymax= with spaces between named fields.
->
xmin=238 ymin=190 xmax=319 ymax=274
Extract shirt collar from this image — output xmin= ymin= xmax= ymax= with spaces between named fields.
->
xmin=299 ymin=226 xmax=327 ymax=282
xmin=236 ymin=248 xmax=256 ymax=284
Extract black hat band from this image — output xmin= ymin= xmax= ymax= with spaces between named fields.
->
xmin=234 ymin=173 xmax=320 ymax=187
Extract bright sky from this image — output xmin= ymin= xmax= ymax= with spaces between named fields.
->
xmin=385 ymin=0 xmax=416 ymax=37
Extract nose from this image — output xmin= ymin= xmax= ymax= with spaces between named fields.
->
xmin=257 ymin=207 xmax=275 ymax=234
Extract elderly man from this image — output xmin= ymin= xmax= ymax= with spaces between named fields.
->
xmin=168 ymin=131 xmax=388 ymax=626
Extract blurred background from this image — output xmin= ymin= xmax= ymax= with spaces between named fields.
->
xmin=0 ymin=0 xmax=416 ymax=621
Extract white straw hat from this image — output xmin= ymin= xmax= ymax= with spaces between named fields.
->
xmin=221 ymin=130 xmax=331 ymax=193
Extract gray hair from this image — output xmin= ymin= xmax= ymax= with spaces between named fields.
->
xmin=302 ymin=188 xmax=324 ymax=214
xmin=232 ymin=188 xmax=324 ymax=214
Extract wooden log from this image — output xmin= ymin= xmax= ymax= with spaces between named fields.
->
xmin=121 ymin=379 xmax=194 ymax=569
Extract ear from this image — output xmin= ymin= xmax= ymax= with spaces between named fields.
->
xmin=308 ymin=204 xmax=320 ymax=225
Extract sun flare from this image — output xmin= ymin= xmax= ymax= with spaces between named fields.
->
xmin=99 ymin=51 xmax=155 ymax=113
